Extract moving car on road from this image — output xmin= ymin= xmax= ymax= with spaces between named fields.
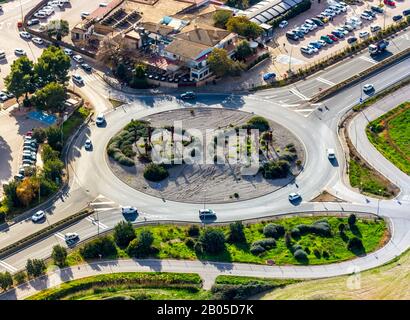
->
xmin=31 ymin=210 xmax=45 ymax=222
xmin=19 ymin=31 xmax=31 ymax=39
xmin=32 ymin=37 xmax=44 ymax=45
xmin=363 ymin=83 xmax=374 ymax=93
xmin=122 ymin=206 xmax=138 ymax=215
xmin=64 ymin=48 xmax=73 ymax=56
xmin=84 ymin=139 xmax=92 ymax=150
xmin=95 ymin=113 xmax=105 ymax=126
xmin=72 ymin=54 xmax=84 ymax=63
xmin=327 ymin=148 xmax=336 ymax=159
xmin=263 ymin=72 xmax=276 ymax=81
xmin=278 ymin=20 xmax=288 ymax=28
xmin=199 ymin=209 xmax=216 ymax=220
xmin=81 ymin=63 xmax=92 ymax=72
xmin=65 ymin=233 xmax=79 ymax=244
xmin=14 ymin=48 xmax=26 ymax=55
xmin=180 ymin=91 xmax=196 ymax=100
xmin=72 ymin=74 xmax=84 ymax=85
xmin=288 ymin=193 xmax=301 ymax=202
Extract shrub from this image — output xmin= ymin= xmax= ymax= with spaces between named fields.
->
xmin=348 ymin=214 xmax=357 ymax=226
xmin=245 ymin=116 xmax=270 ymax=132
xmin=313 ymin=248 xmax=321 ymax=258
xmin=199 ymin=229 xmax=226 ymax=254
xmin=322 ymin=251 xmax=329 ymax=259
xmin=261 ymin=160 xmax=290 ymax=179
xmin=290 ymin=227 xmax=300 ymax=238
xmin=184 ymin=237 xmax=195 ymax=248
xmin=250 ymin=244 xmax=266 ymax=255
xmin=26 ymin=259 xmax=46 ymax=278
xmin=252 ymin=238 xmax=276 ymax=249
xmin=32 ymin=127 xmax=47 ymax=143
xmin=113 ymin=221 xmax=136 ymax=248
xmin=126 ymin=230 xmax=154 ymax=257
xmin=51 ymin=245 xmax=67 ymax=267
xmin=80 ymin=236 xmax=117 ymax=259
xmin=291 ymin=244 xmax=302 ymax=252
xmin=293 ymin=249 xmax=308 ymax=261
xmin=0 ymin=272 xmax=13 ymax=291
xmin=284 ymin=231 xmax=292 ymax=247
xmin=226 ymin=221 xmax=246 ymax=244
xmin=347 ymin=237 xmax=364 ymax=252
xmin=187 ymin=225 xmax=200 ymax=237
xmin=193 ymin=241 xmax=203 ymax=253
xmin=263 ymin=223 xmax=285 ymax=239
xmin=143 ymin=163 xmax=169 ymax=182
xmin=13 ymin=271 xmax=27 ymax=285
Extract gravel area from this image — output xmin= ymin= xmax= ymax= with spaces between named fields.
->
xmin=108 ymin=108 xmax=305 ymax=203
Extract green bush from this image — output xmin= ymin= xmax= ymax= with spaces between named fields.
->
xmin=252 ymin=238 xmax=276 ymax=249
xmin=260 ymin=160 xmax=290 ymax=179
xmin=347 ymin=237 xmax=364 ymax=252
xmin=184 ymin=237 xmax=195 ymax=248
xmin=263 ymin=223 xmax=285 ymax=239
xmin=226 ymin=221 xmax=246 ymax=244
xmin=143 ymin=163 xmax=169 ymax=182
xmin=113 ymin=221 xmax=136 ymax=248
xmin=199 ymin=229 xmax=226 ymax=254
xmin=293 ymin=249 xmax=308 ymax=261
xmin=250 ymin=244 xmax=266 ymax=255
xmin=127 ymin=230 xmax=154 ymax=257
xmin=245 ymin=116 xmax=270 ymax=132
xmin=187 ymin=225 xmax=200 ymax=237
xmin=79 ymin=236 xmax=117 ymax=260
xmin=348 ymin=214 xmax=357 ymax=226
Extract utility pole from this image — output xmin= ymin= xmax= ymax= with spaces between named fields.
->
xmin=288 ymin=45 xmax=294 ymax=73
xmin=203 ymin=188 xmax=206 ymax=210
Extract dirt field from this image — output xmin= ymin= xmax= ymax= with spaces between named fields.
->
xmin=108 ymin=107 xmax=305 ymax=203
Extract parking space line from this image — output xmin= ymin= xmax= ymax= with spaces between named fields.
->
xmin=289 ymin=88 xmax=309 ymax=101
xmin=316 ymin=77 xmax=335 ymax=86
xmin=0 ymin=260 xmax=18 ymax=272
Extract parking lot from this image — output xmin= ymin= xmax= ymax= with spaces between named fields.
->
xmin=271 ymin=0 xmax=410 ymax=74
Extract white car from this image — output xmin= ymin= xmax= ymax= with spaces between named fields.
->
xmin=84 ymin=139 xmax=92 ymax=150
xmin=121 ymin=206 xmax=138 ymax=214
xmin=324 ymin=9 xmax=336 ymax=17
xmin=34 ymin=12 xmax=46 ymax=19
xmin=95 ymin=113 xmax=105 ymax=126
xmin=361 ymin=13 xmax=373 ymax=21
xmin=288 ymin=193 xmax=301 ymax=202
xmin=327 ymin=148 xmax=336 ymax=159
xmin=72 ymin=74 xmax=84 ymax=85
xmin=14 ymin=48 xmax=26 ymax=55
xmin=72 ymin=54 xmax=83 ymax=63
xmin=99 ymin=2 xmax=108 ymax=7
xmin=359 ymin=31 xmax=370 ymax=38
xmin=370 ymin=25 xmax=381 ymax=32
xmin=317 ymin=39 xmax=327 ymax=47
xmin=32 ymin=37 xmax=44 ymax=45
xmin=307 ymin=44 xmax=318 ymax=53
xmin=32 ymin=210 xmax=45 ymax=222
xmin=19 ymin=31 xmax=31 ymax=39
xmin=279 ymin=20 xmax=288 ymax=28
xmin=0 ymin=92 xmax=9 ymax=102
xmin=300 ymin=46 xmax=314 ymax=55
xmin=80 ymin=12 xmax=90 ymax=19
xmin=350 ymin=17 xmax=363 ymax=25
xmin=64 ymin=48 xmax=73 ymax=56
xmin=363 ymin=83 xmax=374 ymax=92
xmin=65 ymin=232 xmax=79 ymax=242
xmin=329 ymin=6 xmax=342 ymax=14
xmin=199 ymin=209 xmax=216 ymax=219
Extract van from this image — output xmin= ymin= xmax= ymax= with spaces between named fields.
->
xmin=0 ymin=50 xmax=5 ymax=60
xmin=370 ymin=25 xmax=381 ymax=32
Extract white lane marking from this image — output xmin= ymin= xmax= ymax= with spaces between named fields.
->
xmin=280 ymin=103 xmax=301 ymax=107
xmin=0 ymin=260 xmax=18 ymax=272
xmin=316 ymin=77 xmax=335 ymax=86
xmin=296 ymin=108 xmax=315 ymax=112
xmin=311 ymin=103 xmax=323 ymax=106
xmin=54 ymin=232 xmax=65 ymax=241
xmin=359 ymin=56 xmax=377 ymax=64
xmin=86 ymin=217 xmax=109 ymax=230
xmin=90 ymin=201 xmax=116 ymax=206
xmin=93 ymin=207 xmax=116 ymax=212
xmin=289 ymin=88 xmax=309 ymax=100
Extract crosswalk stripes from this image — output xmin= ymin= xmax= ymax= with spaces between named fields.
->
xmin=289 ymin=88 xmax=309 ymax=101
xmin=359 ymin=56 xmax=377 ymax=64
xmin=316 ymin=77 xmax=335 ymax=86
xmin=89 ymin=195 xmax=119 ymax=213
xmin=54 ymin=232 xmax=66 ymax=241
xmin=0 ymin=260 xmax=18 ymax=272
xmin=85 ymin=216 xmax=109 ymax=230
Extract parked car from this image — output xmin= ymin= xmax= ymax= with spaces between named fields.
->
xmin=359 ymin=31 xmax=370 ymax=38
xmin=31 ymin=210 xmax=45 ymax=222
xmin=371 ymin=6 xmax=384 ymax=14
xmin=329 ymin=6 xmax=342 ymax=14
xmin=34 ymin=12 xmax=46 ymax=19
xmin=321 ymin=35 xmax=333 ymax=44
xmin=278 ymin=20 xmax=288 ymax=28
xmin=286 ymin=31 xmax=299 ymax=41
xmin=363 ymin=10 xmax=376 ymax=18
xmin=310 ymin=41 xmax=322 ymax=49
xmin=80 ymin=12 xmax=90 ymax=19
xmin=81 ymin=63 xmax=92 ymax=72
xmin=65 ymin=233 xmax=79 ymax=242
xmin=331 ymin=30 xmax=344 ymax=39
xmin=121 ymin=206 xmax=138 ymax=214
xmin=307 ymin=44 xmax=318 ymax=53
xmin=263 ymin=72 xmax=276 ymax=81
xmin=84 ymin=139 xmax=92 ymax=150
xmin=328 ymin=34 xmax=338 ymax=42
xmin=363 ymin=83 xmax=374 ymax=93
xmin=27 ymin=18 xmax=40 ymax=26
xmin=95 ymin=113 xmax=105 ymax=126
xmin=288 ymin=192 xmax=301 ymax=202
xmin=180 ymin=91 xmax=196 ymax=100
xmin=384 ymin=0 xmax=395 ymax=6
xmin=64 ymin=48 xmax=73 ymax=56
xmin=311 ymin=18 xmax=324 ymax=26
xmin=300 ymin=46 xmax=314 ymax=55
xmin=316 ymin=14 xmax=330 ymax=23
xmin=199 ymin=209 xmax=216 ymax=220
xmin=347 ymin=37 xmax=358 ymax=44
xmin=393 ymin=15 xmax=403 ymax=21
xmin=72 ymin=74 xmax=84 ymax=85
xmin=343 ymin=24 xmax=354 ymax=32
xmin=14 ymin=48 xmax=26 ymax=55
xmin=19 ymin=31 xmax=31 ymax=39
xmin=327 ymin=148 xmax=336 ymax=159
xmin=32 ymin=37 xmax=43 ymax=45
xmin=0 ymin=92 xmax=8 ymax=102
xmin=361 ymin=13 xmax=374 ymax=21
xmin=336 ymin=27 xmax=348 ymax=35
xmin=317 ymin=39 xmax=327 ymax=47
xmin=72 ymin=54 xmax=83 ymax=63
xmin=403 ymin=9 xmax=410 ymax=16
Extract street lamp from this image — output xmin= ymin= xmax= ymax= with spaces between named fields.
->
xmin=377 ymin=189 xmax=382 ymax=216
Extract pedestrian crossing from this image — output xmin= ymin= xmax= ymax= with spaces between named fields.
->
xmin=0 ymin=259 xmax=18 ymax=273
xmin=359 ymin=56 xmax=377 ymax=64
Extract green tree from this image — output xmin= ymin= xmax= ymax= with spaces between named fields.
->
xmin=26 ymin=259 xmax=46 ymax=278
xmin=199 ymin=229 xmax=226 ymax=254
xmin=208 ymin=48 xmax=243 ymax=78
xmin=0 ymin=272 xmax=13 ymax=291
xmin=226 ymin=0 xmax=249 ymax=9
xmin=127 ymin=230 xmax=154 ymax=257
xmin=113 ymin=221 xmax=136 ymax=248
xmin=35 ymin=46 xmax=71 ymax=86
xmin=226 ymin=221 xmax=246 ymax=243
xmin=33 ymin=82 xmax=66 ymax=112
xmin=51 ymin=245 xmax=67 ymax=267
xmin=45 ymin=126 xmax=63 ymax=151
xmin=43 ymin=158 xmax=64 ymax=182
xmin=47 ymin=20 xmax=69 ymax=41
xmin=348 ymin=214 xmax=357 ymax=226
xmin=235 ymin=40 xmax=253 ymax=60
xmin=13 ymin=271 xmax=27 ymax=285
xmin=130 ymin=63 xmax=148 ymax=89
xmin=41 ymin=144 xmax=60 ymax=163
xmin=3 ymin=180 xmax=20 ymax=207
xmin=213 ymin=10 xmax=233 ymax=29
xmin=4 ymin=56 xmax=35 ymax=104
xmin=79 ymin=236 xmax=117 ymax=259
xmin=226 ymin=16 xmax=263 ymax=39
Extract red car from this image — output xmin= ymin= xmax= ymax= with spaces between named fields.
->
xmin=328 ymin=34 xmax=338 ymax=41
xmin=26 ymin=131 xmax=33 ymax=137
xmin=384 ymin=0 xmax=395 ymax=6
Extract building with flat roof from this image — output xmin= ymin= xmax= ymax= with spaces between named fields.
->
xmin=243 ymin=0 xmax=304 ymax=24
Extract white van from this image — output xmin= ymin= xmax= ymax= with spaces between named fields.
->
xmin=370 ymin=25 xmax=381 ymax=32
xmin=0 ymin=50 xmax=5 ymax=60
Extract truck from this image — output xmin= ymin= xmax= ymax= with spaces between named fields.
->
xmin=368 ymin=40 xmax=389 ymax=55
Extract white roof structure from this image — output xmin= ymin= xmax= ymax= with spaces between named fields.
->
xmin=243 ymin=0 xmax=303 ymax=24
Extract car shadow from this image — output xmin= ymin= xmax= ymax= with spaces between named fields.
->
xmin=329 ymin=157 xmax=339 ymax=167
xmin=289 ymin=197 xmax=302 ymax=206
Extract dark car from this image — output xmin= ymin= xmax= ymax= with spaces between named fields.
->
xmin=292 ymin=29 xmax=304 ymax=38
xmin=311 ymin=17 xmax=324 ymax=26
xmin=286 ymin=31 xmax=299 ymax=41
xmin=331 ymin=31 xmax=344 ymax=39
xmin=347 ymin=37 xmax=358 ymax=44
xmin=328 ymin=34 xmax=338 ymax=42
xmin=371 ymin=6 xmax=384 ymax=14
xmin=393 ymin=15 xmax=403 ymax=21
xmin=363 ymin=10 xmax=376 ymax=18
xmin=80 ymin=63 xmax=92 ymax=72
xmin=403 ymin=9 xmax=410 ymax=16
xmin=321 ymin=35 xmax=333 ymax=44
xmin=180 ymin=91 xmax=196 ymax=100
xmin=27 ymin=18 xmax=40 ymax=26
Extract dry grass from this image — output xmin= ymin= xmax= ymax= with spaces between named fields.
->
xmin=258 ymin=249 xmax=410 ymax=300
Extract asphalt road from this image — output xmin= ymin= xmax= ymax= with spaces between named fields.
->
xmin=0 ymin=0 xmax=410 ymax=298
